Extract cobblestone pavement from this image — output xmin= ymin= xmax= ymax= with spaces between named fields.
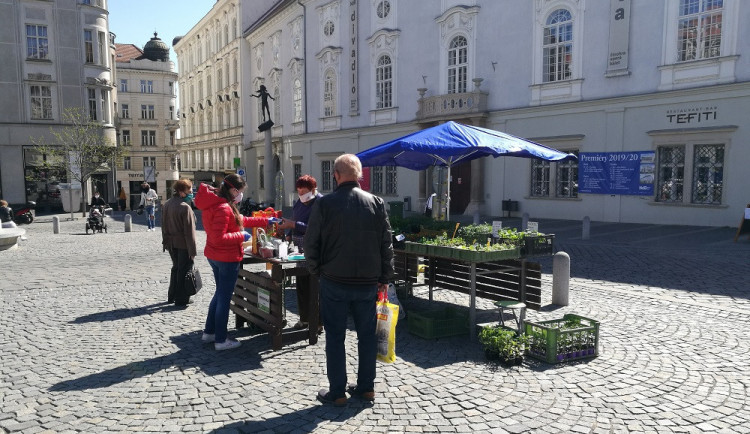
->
xmin=1 ymin=212 xmax=749 ymax=433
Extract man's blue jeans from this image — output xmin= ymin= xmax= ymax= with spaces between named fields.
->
xmin=205 ymin=259 xmax=241 ymax=344
xmin=319 ymin=276 xmax=378 ymax=398
xmin=145 ymin=205 xmax=155 ymax=229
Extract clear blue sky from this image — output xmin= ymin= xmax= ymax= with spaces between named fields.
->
xmin=108 ymin=0 xmax=213 ymax=71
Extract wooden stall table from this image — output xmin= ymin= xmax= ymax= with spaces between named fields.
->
xmin=232 ymin=254 xmax=319 ymax=350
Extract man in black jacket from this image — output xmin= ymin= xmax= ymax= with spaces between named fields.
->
xmin=304 ymin=154 xmax=394 ymax=406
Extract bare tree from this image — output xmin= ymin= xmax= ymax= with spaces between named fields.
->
xmin=32 ymin=107 xmax=127 ymax=220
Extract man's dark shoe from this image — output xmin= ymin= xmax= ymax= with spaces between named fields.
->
xmin=317 ymin=389 xmax=347 ymax=406
xmin=346 ymin=383 xmax=375 ymax=401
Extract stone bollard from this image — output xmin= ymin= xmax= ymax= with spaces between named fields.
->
xmin=521 ymin=212 xmax=529 ymax=231
xmin=552 ymin=251 xmax=570 ymax=306
xmin=472 ymin=211 xmax=480 ymax=225
xmin=582 ymin=216 xmax=590 ymax=240
xmin=52 ymin=216 xmax=60 ymax=234
xmin=124 ymin=214 xmax=132 ymax=232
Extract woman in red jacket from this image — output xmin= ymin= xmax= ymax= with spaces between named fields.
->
xmin=194 ymin=174 xmax=270 ymax=350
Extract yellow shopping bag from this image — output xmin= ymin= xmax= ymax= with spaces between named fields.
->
xmin=376 ymin=293 xmax=399 ymax=363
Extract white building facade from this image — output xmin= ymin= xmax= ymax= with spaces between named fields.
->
xmin=114 ymin=36 xmax=179 ymax=209
xmin=241 ymin=0 xmax=748 ymax=227
xmin=173 ymin=0 xmax=278 ymax=187
xmin=0 ymin=0 xmax=117 ymax=210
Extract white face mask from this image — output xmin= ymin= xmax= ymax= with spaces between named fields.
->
xmin=298 ymin=191 xmax=315 ymax=202
xmin=233 ymin=191 xmax=244 ymax=204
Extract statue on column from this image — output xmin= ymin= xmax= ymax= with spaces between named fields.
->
xmin=251 ymin=85 xmax=275 ymax=131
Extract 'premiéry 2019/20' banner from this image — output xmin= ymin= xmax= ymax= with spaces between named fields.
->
xmin=578 ymin=151 xmax=655 ymax=196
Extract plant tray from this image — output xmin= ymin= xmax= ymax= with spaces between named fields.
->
xmin=524 ymin=314 xmax=599 ymax=364
xmin=408 ymin=307 xmax=469 ymax=339
xmin=496 ymin=234 xmax=555 ymax=257
xmin=404 ymin=242 xmax=520 ymax=262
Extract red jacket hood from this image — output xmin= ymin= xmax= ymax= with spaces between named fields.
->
xmin=194 ymin=183 xmax=227 ymax=210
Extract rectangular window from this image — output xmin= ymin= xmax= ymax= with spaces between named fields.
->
xmin=98 ymin=31 xmax=106 ymax=66
xmin=123 ymin=156 xmax=131 ymax=170
xmin=121 ymin=130 xmax=130 ymax=146
xmin=259 ymin=164 xmax=265 ymax=189
xmin=530 ymin=159 xmax=551 ymax=197
xmin=143 ymin=157 xmax=156 ymax=167
xmin=26 ymin=25 xmax=49 ymax=59
xmin=169 ymin=106 xmax=174 ymax=119
xmin=141 ymin=130 xmax=148 ymax=146
xmin=371 ymin=167 xmax=383 ymax=194
xmin=140 ymin=80 xmax=153 ymax=93
xmin=149 ymin=130 xmax=156 ymax=146
xmin=385 ymin=167 xmax=397 ymax=195
xmin=88 ymin=88 xmax=97 ymax=120
xmin=30 ymin=85 xmax=52 ymax=120
xmin=140 ymin=104 xmax=154 ymax=119
xmin=168 ymin=81 xmax=174 ymax=95
xmin=294 ymin=164 xmax=302 ymax=183
xmin=555 ymin=150 xmax=579 ymax=198
xmin=656 ymin=146 xmax=685 ymax=202
xmin=691 ymin=144 xmax=723 ymax=204
xmin=120 ymin=79 xmax=128 ymax=92
xmin=321 ymin=160 xmax=333 ymax=191
xmin=678 ymin=0 xmax=723 ymax=61
xmin=375 ymin=56 xmax=393 ymax=109
xmin=84 ymin=30 xmax=94 ymax=63
xmin=121 ymin=104 xmax=129 ymax=118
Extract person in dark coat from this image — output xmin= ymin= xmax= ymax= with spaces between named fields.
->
xmin=161 ymin=179 xmax=198 ymax=307
xmin=304 ymin=154 xmax=394 ymax=406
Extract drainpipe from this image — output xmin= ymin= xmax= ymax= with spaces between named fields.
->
xmin=297 ymin=0 xmax=308 ymax=134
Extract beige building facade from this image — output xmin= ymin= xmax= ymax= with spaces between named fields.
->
xmin=113 ymin=35 xmax=179 ymax=209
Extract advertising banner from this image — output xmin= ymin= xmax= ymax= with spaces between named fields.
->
xmin=578 ymin=151 xmax=655 ymax=196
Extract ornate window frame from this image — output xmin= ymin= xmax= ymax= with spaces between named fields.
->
xmin=658 ymin=0 xmax=739 ymax=90
xmin=367 ymin=29 xmax=400 ymax=126
xmin=436 ymin=6 xmax=479 ymax=96
xmin=530 ymin=0 xmax=584 ymax=105
xmin=316 ymin=47 xmax=342 ymax=131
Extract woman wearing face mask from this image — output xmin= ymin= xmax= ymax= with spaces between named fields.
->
xmin=161 ymin=179 xmax=197 ymax=307
xmin=277 ymin=174 xmax=323 ymax=330
xmin=194 ymin=174 xmax=271 ymax=350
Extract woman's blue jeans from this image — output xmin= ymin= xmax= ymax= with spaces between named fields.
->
xmin=319 ymin=276 xmax=378 ymax=398
xmin=205 ymin=259 xmax=241 ymax=344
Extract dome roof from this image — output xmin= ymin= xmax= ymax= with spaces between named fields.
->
xmin=142 ymin=32 xmax=169 ymax=62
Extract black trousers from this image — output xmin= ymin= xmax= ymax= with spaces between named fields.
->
xmin=168 ymin=247 xmax=193 ymax=304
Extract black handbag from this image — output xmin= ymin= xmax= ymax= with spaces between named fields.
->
xmin=185 ymin=267 xmax=202 ymax=295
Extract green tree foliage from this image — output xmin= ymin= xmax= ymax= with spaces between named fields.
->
xmin=32 ymin=107 xmax=127 ymax=218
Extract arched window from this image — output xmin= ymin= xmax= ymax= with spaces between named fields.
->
xmin=224 ymin=24 xmax=229 ymax=44
xmin=447 ymin=36 xmax=467 ymax=94
xmin=543 ymin=9 xmax=573 ymax=82
xmin=375 ymin=55 xmax=392 ymax=109
xmin=217 ymin=69 xmax=223 ymax=90
xmin=232 ymin=18 xmax=237 ymax=40
xmin=324 ymin=69 xmax=336 ymax=116
xmin=293 ymin=79 xmax=302 ymax=122
xmin=217 ymin=107 xmax=224 ymax=130
xmin=232 ymin=57 xmax=238 ymax=84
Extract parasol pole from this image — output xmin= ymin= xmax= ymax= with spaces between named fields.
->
xmin=445 ymin=164 xmax=451 ymax=221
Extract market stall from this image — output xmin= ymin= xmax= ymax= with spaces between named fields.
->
xmin=233 ymin=254 xmax=319 ymax=350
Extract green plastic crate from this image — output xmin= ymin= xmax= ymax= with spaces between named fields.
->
xmin=524 ymin=314 xmax=599 ymax=364
xmin=408 ymin=307 xmax=469 ymax=339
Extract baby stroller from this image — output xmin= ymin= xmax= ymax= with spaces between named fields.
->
xmin=85 ymin=205 xmax=109 ymax=234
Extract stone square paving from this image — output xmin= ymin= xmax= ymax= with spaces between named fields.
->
xmin=1 ymin=212 xmax=749 ymax=433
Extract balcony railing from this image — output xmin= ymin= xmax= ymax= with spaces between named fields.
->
xmin=416 ymin=88 xmax=487 ymax=121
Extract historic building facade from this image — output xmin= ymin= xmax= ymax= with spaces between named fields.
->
xmin=172 ymin=0 xmax=279 ymax=187
xmin=114 ymin=34 xmax=179 ymax=209
xmin=0 ymin=0 xmax=117 ymax=210
xmin=235 ymin=0 xmax=749 ymax=227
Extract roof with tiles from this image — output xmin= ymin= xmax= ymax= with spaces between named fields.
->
xmin=115 ymin=44 xmax=144 ymax=62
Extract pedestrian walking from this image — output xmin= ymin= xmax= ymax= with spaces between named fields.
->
xmin=194 ymin=174 xmax=272 ymax=350
xmin=304 ymin=154 xmax=394 ymax=406
xmin=161 ymin=179 xmax=197 ymax=307
xmin=118 ymin=187 xmax=127 ymax=211
xmin=139 ymin=182 xmax=158 ymax=231
xmin=277 ymin=174 xmax=323 ymax=330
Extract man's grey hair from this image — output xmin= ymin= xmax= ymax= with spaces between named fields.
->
xmin=334 ymin=154 xmax=363 ymax=180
